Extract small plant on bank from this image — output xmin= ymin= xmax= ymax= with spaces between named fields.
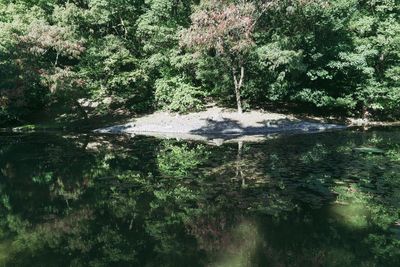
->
xmin=155 ymin=76 xmax=205 ymax=113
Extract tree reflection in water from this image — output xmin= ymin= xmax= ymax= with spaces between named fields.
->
xmin=0 ymin=129 xmax=399 ymax=266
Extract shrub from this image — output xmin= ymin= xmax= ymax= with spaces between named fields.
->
xmin=155 ymin=77 xmax=204 ymax=113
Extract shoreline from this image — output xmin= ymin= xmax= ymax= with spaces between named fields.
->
xmin=2 ymin=107 xmax=400 ymax=134
xmin=94 ymin=107 xmax=346 ymax=137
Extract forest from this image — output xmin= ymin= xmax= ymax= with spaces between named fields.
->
xmin=1 ymin=1 xmax=400 ymax=265
xmin=0 ymin=0 xmax=399 ymax=126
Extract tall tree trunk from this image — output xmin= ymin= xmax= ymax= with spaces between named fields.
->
xmin=54 ymin=52 xmax=59 ymax=67
xmin=233 ymin=66 xmax=244 ymax=114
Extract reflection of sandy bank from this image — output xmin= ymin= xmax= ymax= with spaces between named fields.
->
xmin=124 ymin=132 xmax=278 ymax=145
xmin=100 ymin=129 xmax=340 ymax=146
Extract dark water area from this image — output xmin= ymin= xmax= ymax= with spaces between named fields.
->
xmin=0 ymin=128 xmax=399 ymax=266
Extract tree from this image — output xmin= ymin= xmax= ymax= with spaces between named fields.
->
xmin=181 ymin=0 xmax=258 ymax=113
xmin=1 ymin=0 xmax=400 ymax=124
xmin=137 ymin=0 xmax=200 ymax=113
xmin=19 ymin=20 xmax=86 ymax=116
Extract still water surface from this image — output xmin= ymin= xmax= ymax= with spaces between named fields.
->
xmin=0 ymin=128 xmax=399 ymax=266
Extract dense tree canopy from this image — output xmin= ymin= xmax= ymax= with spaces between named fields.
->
xmin=181 ymin=0 xmax=259 ymax=113
xmin=0 ymin=0 xmax=399 ymax=125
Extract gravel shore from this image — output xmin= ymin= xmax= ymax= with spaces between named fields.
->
xmin=95 ymin=107 xmax=346 ymax=141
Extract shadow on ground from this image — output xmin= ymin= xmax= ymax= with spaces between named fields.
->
xmin=189 ymin=117 xmax=344 ymax=143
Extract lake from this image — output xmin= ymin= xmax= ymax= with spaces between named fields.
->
xmin=0 ymin=128 xmax=399 ymax=266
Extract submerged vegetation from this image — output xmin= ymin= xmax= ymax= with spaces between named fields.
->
xmin=1 ymin=0 xmax=400 ymax=126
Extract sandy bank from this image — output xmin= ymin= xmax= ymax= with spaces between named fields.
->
xmin=95 ymin=107 xmax=346 ymax=142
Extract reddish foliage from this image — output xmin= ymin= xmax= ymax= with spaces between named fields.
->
xmin=181 ymin=1 xmax=257 ymax=57
xmin=19 ymin=22 xmax=85 ymax=58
